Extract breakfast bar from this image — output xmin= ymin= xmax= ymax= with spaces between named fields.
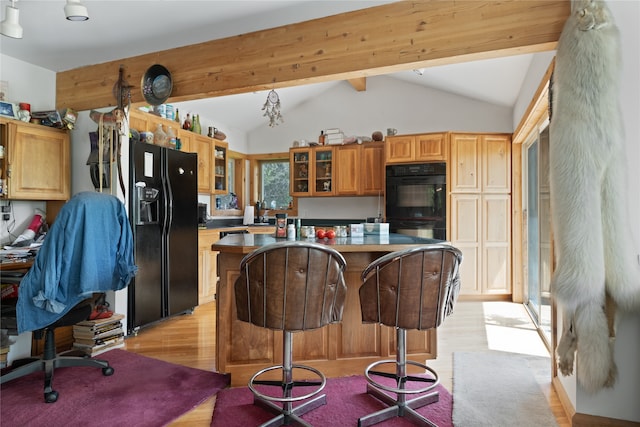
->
xmin=213 ymin=233 xmax=443 ymax=386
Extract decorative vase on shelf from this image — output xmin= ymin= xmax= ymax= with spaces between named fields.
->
xmin=166 ymin=126 xmax=176 ymax=149
xmin=154 ymin=123 xmax=167 ymax=147
xmin=183 ymin=113 xmax=192 ymax=131
xmin=193 ymin=114 xmax=202 ymax=135
xmin=175 ymin=108 xmax=181 ymax=125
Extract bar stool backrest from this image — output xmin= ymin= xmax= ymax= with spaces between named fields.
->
xmin=359 ymin=244 xmax=463 ymax=331
xmin=235 ymin=241 xmax=347 ymax=332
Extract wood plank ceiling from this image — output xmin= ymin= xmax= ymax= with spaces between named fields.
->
xmin=56 ymin=1 xmax=570 ymax=112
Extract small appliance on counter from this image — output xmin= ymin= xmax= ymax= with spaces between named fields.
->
xmin=275 ymin=213 xmax=287 ymax=238
xmin=198 ymin=203 xmax=207 ymax=227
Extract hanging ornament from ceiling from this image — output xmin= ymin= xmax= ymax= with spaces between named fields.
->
xmin=262 ymin=89 xmax=284 ymax=127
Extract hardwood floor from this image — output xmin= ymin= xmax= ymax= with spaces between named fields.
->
xmin=123 ymin=300 xmax=570 ymax=426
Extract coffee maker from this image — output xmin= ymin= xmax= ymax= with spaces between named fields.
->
xmin=198 ymin=203 xmax=207 ymax=227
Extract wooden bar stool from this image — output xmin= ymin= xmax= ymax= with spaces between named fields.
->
xmin=234 ymin=241 xmax=347 ymax=427
xmin=357 ymin=244 xmax=463 ymax=427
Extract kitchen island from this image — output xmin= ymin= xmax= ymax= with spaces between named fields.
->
xmin=213 ymin=233 xmax=444 ymax=386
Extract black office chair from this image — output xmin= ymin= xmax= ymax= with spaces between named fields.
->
xmin=357 ymin=244 xmax=462 ymax=427
xmin=234 ymin=241 xmax=347 ymax=427
xmin=0 ymin=191 xmax=136 ymax=403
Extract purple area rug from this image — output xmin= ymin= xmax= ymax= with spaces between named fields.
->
xmin=1 ymin=349 xmax=230 ymax=427
xmin=211 ymin=375 xmax=452 ymax=426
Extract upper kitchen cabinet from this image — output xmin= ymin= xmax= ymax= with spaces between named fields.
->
xmin=335 ymin=144 xmax=360 ymax=195
xmin=361 ymin=142 xmax=385 ymax=195
xmin=0 ymin=118 xmax=70 ymax=200
xmin=290 ymin=148 xmax=311 ymax=196
xmin=385 ymin=133 xmax=448 ymax=164
xmin=191 ymin=134 xmax=212 ymax=193
xmin=213 ymin=140 xmax=228 ymax=194
xmin=313 ymin=146 xmax=334 ymax=196
xmin=450 ymin=133 xmax=511 ymax=193
xmin=335 ymin=142 xmax=384 ymax=196
xmin=291 ymin=143 xmax=383 ymax=198
xmin=129 ymin=109 xmax=228 ymax=195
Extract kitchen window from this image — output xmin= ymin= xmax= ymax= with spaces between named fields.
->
xmin=250 ymin=154 xmax=297 ymax=216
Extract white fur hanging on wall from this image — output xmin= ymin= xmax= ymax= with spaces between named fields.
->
xmin=550 ymin=0 xmax=640 ymax=393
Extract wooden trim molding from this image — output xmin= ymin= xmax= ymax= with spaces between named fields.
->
xmin=56 ymin=1 xmax=569 ymax=112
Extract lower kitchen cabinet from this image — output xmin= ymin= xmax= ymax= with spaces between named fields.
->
xmin=198 ymin=229 xmax=219 ymax=305
xmin=198 ymin=226 xmax=275 ymax=305
xmin=450 ymin=193 xmax=511 ymax=296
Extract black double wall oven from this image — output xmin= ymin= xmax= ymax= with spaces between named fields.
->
xmin=385 ymin=162 xmax=447 ymax=240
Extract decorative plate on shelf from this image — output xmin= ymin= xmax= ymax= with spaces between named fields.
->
xmin=141 ymin=64 xmax=173 ymax=106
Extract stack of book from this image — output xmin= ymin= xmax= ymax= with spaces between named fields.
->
xmin=324 ymin=128 xmax=345 ymax=145
xmin=72 ymin=313 xmax=125 ymax=356
xmin=0 ymin=345 xmax=9 ymax=368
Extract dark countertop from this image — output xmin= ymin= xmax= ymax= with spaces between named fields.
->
xmin=201 ymin=218 xmax=367 ymax=230
xmin=212 ymin=233 xmax=446 ymax=254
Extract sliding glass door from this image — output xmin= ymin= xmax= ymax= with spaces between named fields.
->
xmin=523 ymin=124 xmax=552 ymax=344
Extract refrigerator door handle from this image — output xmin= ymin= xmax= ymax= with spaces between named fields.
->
xmin=163 ymin=169 xmax=173 ymax=234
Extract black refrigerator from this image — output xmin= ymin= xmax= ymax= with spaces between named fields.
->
xmin=128 ymin=142 xmax=198 ymax=334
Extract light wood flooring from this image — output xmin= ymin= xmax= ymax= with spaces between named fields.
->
xmin=123 ymin=300 xmax=570 ymax=426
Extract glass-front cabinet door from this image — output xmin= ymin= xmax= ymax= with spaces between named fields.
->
xmin=290 ymin=148 xmax=311 ymax=196
xmin=313 ymin=147 xmax=334 ymax=196
xmin=213 ymin=141 xmax=227 ymax=194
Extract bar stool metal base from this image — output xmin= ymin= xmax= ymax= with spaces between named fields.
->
xmin=248 ymin=364 xmax=327 ymax=427
xmin=357 ymin=382 xmax=439 ymax=427
xmin=358 ymin=329 xmax=440 ymax=427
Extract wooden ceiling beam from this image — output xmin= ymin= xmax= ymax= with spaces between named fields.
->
xmin=348 ymin=78 xmax=367 ymax=92
xmin=56 ymin=1 xmax=569 ymax=111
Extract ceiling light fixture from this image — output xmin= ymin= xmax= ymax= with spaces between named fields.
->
xmin=65 ymin=0 xmax=89 ymax=21
xmin=1 ymin=0 xmax=23 ymax=39
xmin=413 ymin=68 xmax=426 ymax=76
xmin=262 ymin=90 xmax=283 ymax=127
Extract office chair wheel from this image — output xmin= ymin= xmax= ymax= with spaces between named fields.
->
xmin=102 ymin=366 xmax=114 ymax=376
xmin=45 ymin=390 xmax=59 ymax=403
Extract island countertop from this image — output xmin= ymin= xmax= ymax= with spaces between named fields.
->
xmin=212 ymin=232 xmax=444 ymax=386
xmin=212 ymin=233 xmax=444 ymax=254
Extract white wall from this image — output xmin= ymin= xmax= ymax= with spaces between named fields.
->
xmin=245 ymin=75 xmax=513 ymax=220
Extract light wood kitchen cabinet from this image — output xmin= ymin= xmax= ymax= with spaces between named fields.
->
xmin=129 ymin=109 xmax=229 ymax=195
xmin=288 ymin=146 xmax=334 ymax=196
xmin=450 ymin=193 xmax=511 ymax=295
xmin=449 ymin=133 xmax=512 ymax=296
xmin=290 ymin=148 xmax=311 ymax=196
xmin=450 ymin=133 xmax=511 ymax=193
xmin=199 ymin=226 xmax=276 ymax=305
xmin=335 ymin=144 xmax=360 ymax=195
xmin=213 ymin=140 xmax=228 ymax=194
xmin=361 ymin=142 xmax=385 ymax=195
xmin=177 ymin=129 xmax=192 ymax=152
xmin=385 ymin=133 xmax=447 ymax=164
xmin=198 ymin=229 xmax=220 ymax=305
xmin=313 ymin=146 xmax=334 ymax=196
xmin=0 ymin=118 xmax=70 ymax=200
xmin=335 ymin=142 xmax=384 ymax=196
xmin=291 ymin=143 xmax=382 ymax=197
xmin=191 ymin=134 xmax=212 ymax=193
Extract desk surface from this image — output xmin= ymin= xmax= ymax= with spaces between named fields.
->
xmin=0 ymin=260 xmax=33 ymax=271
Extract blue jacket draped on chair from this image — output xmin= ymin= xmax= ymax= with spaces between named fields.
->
xmin=17 ymin=191 xmax=137 ymax=333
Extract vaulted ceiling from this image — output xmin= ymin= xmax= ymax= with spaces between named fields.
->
xmin=1 ymin=1 xmax=566 ymax=131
